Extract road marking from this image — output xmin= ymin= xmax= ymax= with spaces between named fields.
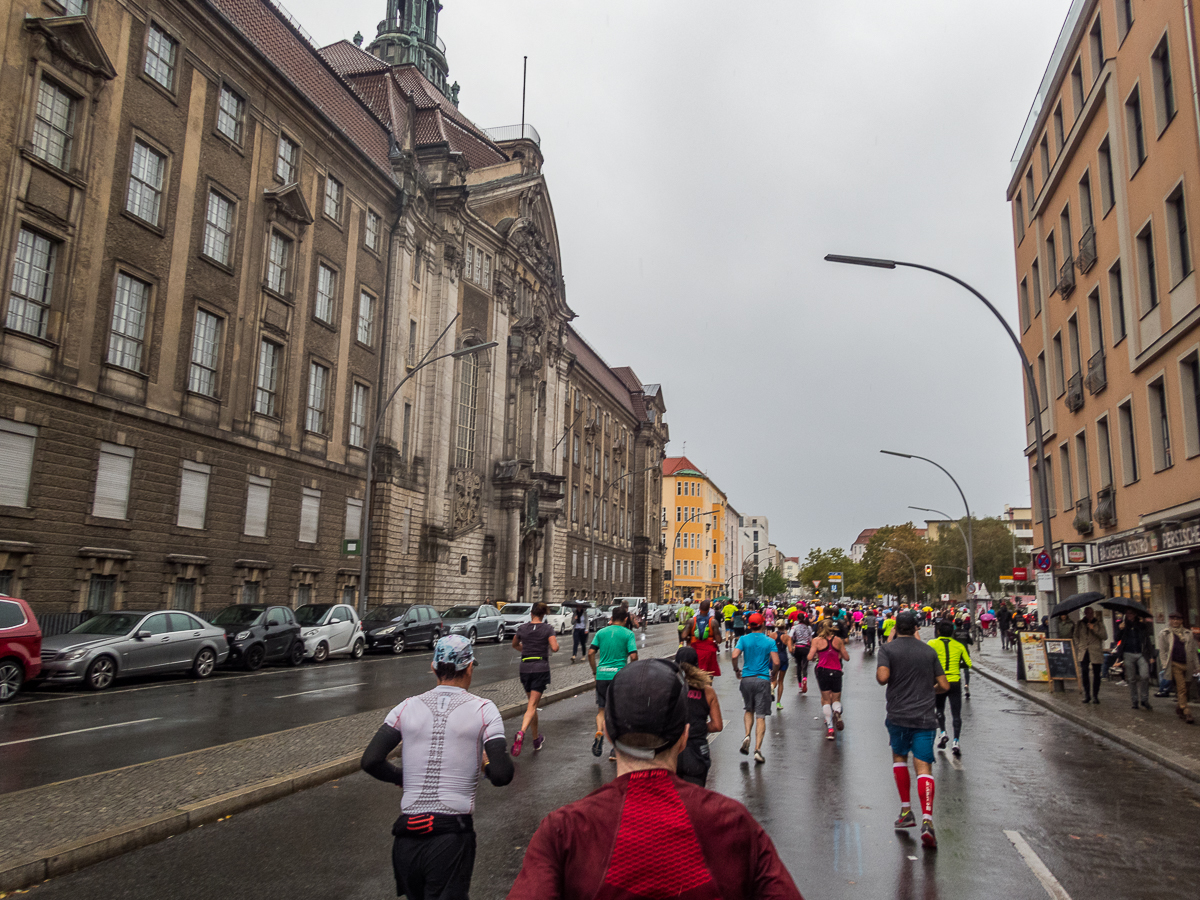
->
xmin=1005 ymin=830 xmax=1073 ymax=900
xmin=0 ymin=717 xmax=161 ymax=747
xmin=274 ymin=682 xmax=366 ymax=699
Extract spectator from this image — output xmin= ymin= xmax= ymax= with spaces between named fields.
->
xmin=506 ymin=659 xmax=804 ymax=900
xmin=1157 ymin=613 xmax=1198 ymax=724
xmin=1074 ymin=607 xmax=1107 ymax=704
xmin=1115 ymin=612 xmax=1156 ymax=710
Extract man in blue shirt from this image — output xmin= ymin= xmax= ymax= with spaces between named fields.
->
xmin=732 ymin=613 xmax=779 ymax=764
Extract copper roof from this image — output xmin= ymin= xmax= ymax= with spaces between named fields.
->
xmin=663 ymin=457 xmax=704 ymax=478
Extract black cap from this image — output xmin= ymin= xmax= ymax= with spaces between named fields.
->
xmin=896 ymin=610 xmax=919 ymax=630
xmin=604 ymin=659 xmax=688 ymax=760
xmin=674 ymin=645 xmax=699 ymax=667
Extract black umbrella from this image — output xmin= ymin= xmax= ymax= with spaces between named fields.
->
xmin=562 ymin=600 xmax=592 ymax=610
xmin=1100 ymin=597 xmax=1150 ymax=616
xmin=1051 ymin=591 xmax=1106 ymax=617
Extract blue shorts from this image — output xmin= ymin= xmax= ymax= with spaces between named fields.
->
xmin=886 ymin=721 xmax=935 ymax=763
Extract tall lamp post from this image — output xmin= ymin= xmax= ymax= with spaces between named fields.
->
xmin=884 ymin=544 xmax=921 ymax=608
xmin=357 ymin=339 xmax=498 ymax=615
xmin=590 ymin=462 xmax=661 ymax=603
xmin=826 ymin=254 xmax=1054 ymax=620
xmin=909 ymin=505 xmax=973 ymax=602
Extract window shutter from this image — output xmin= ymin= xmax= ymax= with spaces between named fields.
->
xmin=345 ymin=497 xmax=362 ymax=541
xmin=176 ymin=461 xmax=211 ymax=529
xmin=244 ymin=476 xmax=271 ymax=536
xmin=92 ymin=443 xmax=134 ymax=519
xmin=299 ymin=487 xmax=321 ymax=543
xmin=0 ymin=420 xmax=37 ymax=507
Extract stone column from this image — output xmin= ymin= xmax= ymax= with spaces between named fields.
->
xmin=505 ymin=505 xmax=520 ymax=602
xmin=542 ymin=519 xmax=555 ymax=603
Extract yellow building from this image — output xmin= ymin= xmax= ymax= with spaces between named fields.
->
xmin=662 ymin=457 xmax=729 ymax=602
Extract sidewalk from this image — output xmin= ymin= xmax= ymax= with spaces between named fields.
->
xmin=971 ymin=635 xmax=1200 ymax=783
xmin=0 ymin=627 xmax=678 ymax=893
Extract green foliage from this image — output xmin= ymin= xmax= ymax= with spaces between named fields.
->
xmin=760 ymin=566 xmax=787 ymax=598
xmin=930 ymin=516 xmax=1023 ymax=596
xmin=862 ymin=524 xmax=929 ymax=602
xmin=798 ymin=547 xmax=862 ymax=599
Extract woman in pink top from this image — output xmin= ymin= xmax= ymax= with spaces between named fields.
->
xmin=808 ymin=621 xmax=850 ymax=740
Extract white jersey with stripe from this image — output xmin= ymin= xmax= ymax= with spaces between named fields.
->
xmin=382 ymin=684 xmax=506 ymax=815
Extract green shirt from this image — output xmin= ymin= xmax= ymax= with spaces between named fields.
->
xmin=881 ymin=618 xmax=896 ymax=637
xmin=591 ymin=624 xmax=638 ymax=681
xmin=677 ymin=606 xmax=694 ymax=627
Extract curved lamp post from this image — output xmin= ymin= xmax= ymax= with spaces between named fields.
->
xmin=883 ymin=544 xmax=921 ymax=607
xmin=909 ymin=504 xmax=973 ymax=598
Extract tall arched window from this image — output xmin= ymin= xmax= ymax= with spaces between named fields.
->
xmin=454 ymin=348 xmax=479 ymax=468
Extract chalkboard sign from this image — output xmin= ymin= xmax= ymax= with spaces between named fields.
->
xmin=1044 ymin=639 xmax=1080 ymax=682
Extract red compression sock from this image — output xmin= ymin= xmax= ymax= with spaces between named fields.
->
xmin=893 ymin=763 xmax=911 ymax=805
xmin=917 ymin=774 xmax=935 ymax=818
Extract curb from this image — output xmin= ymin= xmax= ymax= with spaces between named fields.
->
xmin=0 ymin=673 xmax=601 ymax=894
xmin=973 ymin=661 xmax=1200 ymax=784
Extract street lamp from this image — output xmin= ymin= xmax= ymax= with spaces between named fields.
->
xmin=590 ymin=462 xmax=661 ymax=603
xmin=826 ymin=254 xmax=1054 ymax=620
xmin=909 ymin=505 xmax=972 ymax=599
xmin=356 ymin=338 xmax=498 ymax=615
xmin=883 ymin=544 xmax=921 ymax=608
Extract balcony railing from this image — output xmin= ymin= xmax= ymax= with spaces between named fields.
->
xmin=1077 ymin=225 xmax=1097 ymax=273
xmin=1085 ymin=350 xmax=1106 ymax=394
xmin=1065 ymin=371 xmax=1084 ymax=412
xmin=1094 ymin=485 xmax=1116 ymax=528
xmin=1057 ymin=256 xmax=1076 ymax=296
xmin=1073 ymin=496 xmax=1093 ymax=534
xmin=483 ymin=124 xmax=542 ymax=146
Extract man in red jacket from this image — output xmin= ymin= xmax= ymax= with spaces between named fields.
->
xmin=506 ymin=658 xmax=803 ymax=900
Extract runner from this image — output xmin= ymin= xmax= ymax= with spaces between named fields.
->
xmin=731 ymin=605 xmax=748 ymax=652
xmin=360 ymin=635 xmax=513 ymax=900
xmin=676 ymin=598 xmax=694 ymax=646
xmin=862 ymin=609 xmax=877 ymax=654
xmin=511 ymin=601 xmax=559 ymax=756
xmin=732 ymin=612 xmax=779 ymax=763
xmin=876 ymin=611 xmax=949 ymax=851
xmin=674 ymin=644 xmax=724 ymax=787
xmin=788 ymin=613 xmax=814 ymax=694
xmin=881 ymin=611 xmax=897 ymax=642
xmin=952 ymin=617 xmax=974 ymax=699
xmin=763 ymin=603 xmax=776 ymax=629
xmin=769 ymin=617 xmax=789 ymax=709
xmin=683 ymin=598 xmax=723 ymax=678
xmin=807 ymin=619 xmax=850 ymax=739
xmin=588 ymin=606 xmax=639 ymax=761
xmin=722 ymin=598 xmax=737 ymax=650
xmin=929 ymin=619 xmax=971 ymax=757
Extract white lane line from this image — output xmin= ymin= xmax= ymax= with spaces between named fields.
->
xmin=274 ymin=682 xmax=366 ymax=699
xmin=1005 ymin=830 xmax=1073 ymax=900
xmin=0 ymin=717 xmax=161 ymax=747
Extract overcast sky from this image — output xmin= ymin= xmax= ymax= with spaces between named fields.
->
xmin=289 ymin=0 xmax=1072 ymax=557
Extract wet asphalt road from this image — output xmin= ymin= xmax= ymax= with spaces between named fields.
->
xmin=20 ymin=630 xmax=1200 ymax=899
xmin=0 ymin=624 xmax=624 ymax=793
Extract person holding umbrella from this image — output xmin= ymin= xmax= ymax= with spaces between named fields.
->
xmin=1107 ymin=600 xmax=1156 ymax=710
xmin=1076 ymin=607 xmax=1107 ymax=704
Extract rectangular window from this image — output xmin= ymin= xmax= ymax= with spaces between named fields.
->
xmin=1053 ymin=103 xmax=1065 ymax=154
xmin=1127 ymin=87 xmax=1146 ymax=168
xmin=202 ymin=190 xmax=235 ymax=265
xmin=1068 ymin=316 xmax=1082 ymax=375
xmin=315 ymin=264 xmax=336 ymax=324
xmin=1052 ymin=333 xmax=1065 ymax=396
xmin=62 ymin=0 xmax=88 ymax=14
xmin=1031 ymin=259 xmax=1043 ymax=315
xmin=1118 ymin=399 xmax=1139 ymax=484
xmin=1148 ymin=377 xmax=1173 ymax=470
xmin=464 ymin=242 xmax=493 ymax=290
xmin=31 ymin=78 xmax=75 ymax=170
xmin=1015 ymin=194 xmax=1025 ymax=243
xmin=1059 ymin=443 xmax=1074 ymax=510
xmin=1167 ymin=185 xmax=1192 ymax=285
xmin=1153 ymin=37 xmax=1176 ymax=131
xmin=1025 ymin=170 xmax=1036 ymax=214
xmin=126 ymin=140 xmax=166 ymax=225
xmin=1060 ymin=206 xmax=1073 ymax=266
xmin=254 ymin=339 xmax=281 ymax=416
xmin=241 ymin=581 xmax=260 ymax=604
xmin=1071 ymin=58 xmax=1085 ymax=114
xmin=1116 ymin=0 xmax=1134 ymax=42
xmin=324 ymin=176 xmax=342 ymax=220
xmin=1045 ymin=454 xmax=1057 ymax=513
xmin=299 ymin=487 xmax=321 ymax=543
xmin=88 ymin=575 xmax=116 ymax=612
xmin=1079 ymin=172 xmax=1094 ymax=231
xmin=173 ymin=579 xmax=196 ymax=612
xmin=357 ymin=291 xmax=375 ymax=345
xmin=188 ymin=309 xmax=221 ymax=396
xmin=244 ymin=475 xmax=271 ymax=536
xmin=176 ymin=460 xmax=211 ymax=529
xmin=1181 ymin=352 xmax=1200 ymax=458
xmin=349 ymin=382 xmax=368 ymax=447
xmin=1110 ymin=261 xmax=1127 ymax=340
xmin=306 ymin=361 xmax=329 ymax=433
xmin=1099 ymin=138 xmax=1115 ymax=213
xmin=266 ymin=231 xmax=292 ymax=295
xmin=7 ymin=227 xmax=56 ymax=338
xmin=1046 ymin=234 xmax=1058 ymax=293
xmin=402 ymin=402 xmax=412 ymax=461
xmin=144 ymin=23 xmax=178 ymax=90
xmin=572 ymin=434 xmax=579 ymax=465
xmin=1137 ymin=224 xmax=1158 ymax=313
xmin=365 ymin=210 xmax=380 ymax=251
xmin=1075 ymin=431 xmax=1091 ymax=501
xmin=345 ymin=496 xmax=363 ymax=541
xmin=454 ymin=352 xmax=479 ymax=468
xmin=571 ymin=486 xmax=579 ymax=523
xmin=276 ymin=135 xmax=299 ymax=182
xmin=0 ymin=419 xmax=37 ymax=507
xmin=572 ymin=549 xmax=578 ymax=577
xmin=1040 ymin=135 xmax=1051 ymax=184
xmin=407 ymin=320 xmax=417 ymax=364
xmin=217 ymin=85 xmax=245 ymax=143
xmin=1089 ymin=15 xmax=1104 ymax=80
xmin=1097 ymin=415 xmax=1114 ymax=486
xmin=92 ymin=442 xmax=134 ymax=519
xmin=1037 ymin=352 xmax=1049 ymax=410
xmin=676 ymin=506 xmax=682 ymax=522
xmin=108 ymin=272 xmax=150 ymax=371
xmin=1087 ymin=289 xmax=1104 ymax=354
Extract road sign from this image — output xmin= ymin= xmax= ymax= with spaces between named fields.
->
xmin=813 ymin=580 xmax=821 ymax=589
xmin=999 ymin=575 xmax=1014 ymax=582
xmin=1035 ymin=552 xmax=1052 ymax=571
xmin=828 ymin=572 xmax=843 ymax=582
xmin=1012 ymin=567 xmax=1028 ymax=581
xmin=1036 ymin=572 xmax=1054 ymax=592
xmin=941 ymin=594 xmax=950 ymax=603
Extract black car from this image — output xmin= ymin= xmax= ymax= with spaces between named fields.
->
xmin=362 ymin=604 xmax=443 ymax=654
xmin=211 ymin=605 xmax=303 ymax=670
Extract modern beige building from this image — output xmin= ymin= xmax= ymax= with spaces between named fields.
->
xmin=1007 ymin=0 xmax=1200 ymax=626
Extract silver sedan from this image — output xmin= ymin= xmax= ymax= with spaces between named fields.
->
xmin=38 ymin=611 xmax=229 ymax=690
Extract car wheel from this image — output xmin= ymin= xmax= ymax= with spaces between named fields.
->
xmin=313 ymin=641 xmax=330 ymax=663
xmin=494 ymin=627 xmax=505 ymax=643
xmin=191 ymin=648 xmax=217 ymax=679
xmin=391 ymin=634 xmax=406 ymax=654
xmin=243 ymin=643 xmax=266 ymax=671
xmin=286 ymin=640 xmax=305 ymax=666
xmin=467 ymin=628 xmax=477 ymax=645
xmin=428 ymin=629 xmax=441 ymax=649
xmin=85 ymin=656 xmax=116 ymax=691
xmin=350 ymin=639 xmax=365 ymax=660
xmin=0 ymin=659 xmax=24 ymax=702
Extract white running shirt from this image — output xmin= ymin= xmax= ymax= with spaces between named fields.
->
xmin=383 ymin=684 xmax=506 ymax=815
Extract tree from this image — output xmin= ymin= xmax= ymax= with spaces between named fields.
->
xmin=798 ymin=547 xmax=861 ymax=600
xmin=861 ymin=524 xmax=930 ymax=603
xmin=760 ymin=566 xmax=787 ymax=599
xmin=931 ymin=517 xmax=1022 ymax=597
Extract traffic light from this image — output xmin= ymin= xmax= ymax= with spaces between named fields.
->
xmin=924 ymin=564 xmax=933 ymax=577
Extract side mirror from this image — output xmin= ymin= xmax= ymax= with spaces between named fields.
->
xmin=263 ymin=621 xmax=274 ymax=628
xmin=137 ymin=630 xmax=152 ymax=640
xmin=330 ymin=617 xmax=343 ymax=624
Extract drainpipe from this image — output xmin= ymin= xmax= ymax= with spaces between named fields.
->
xmin=1184 ymin=1 xmax=1200 ymax=150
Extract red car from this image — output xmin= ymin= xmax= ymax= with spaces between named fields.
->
xmin=0 ymin=595 xmax=41 ymax=702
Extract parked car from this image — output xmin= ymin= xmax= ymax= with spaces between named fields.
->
xmin=362 ymin=604 xmax=443 ymax=653
xmin=211 ymin=605 xmax=302 ymax=670
xmin=38 ymin=611 xmax=229 ymax=690
xmin=499 ymin=603 xmax=533 ymax=636
xmin=296 ymin=603 xmax=365 ymax=662
xmin=0 ymin=595 xmax=41 ymax=702
xmin=441 ymin=604 xmax=505 ymax=644
xmin=543 ymin=604 xmax=572 ymax=634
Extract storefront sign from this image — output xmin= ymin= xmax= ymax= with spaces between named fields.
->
xmin=1012 ymin=567 xmax=1028 ymax=581
xmin=1095 ymin=517 xmax=1200 ymax=565
xmin=1065 ymin=544 xmax=1090 ymax=565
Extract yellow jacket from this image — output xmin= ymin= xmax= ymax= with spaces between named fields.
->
xmin=929 ymin=636 xmax=972 ymax=682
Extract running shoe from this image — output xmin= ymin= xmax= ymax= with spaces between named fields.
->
xmin=952 ymin=739 xmax=961 ymax=757
xmin=826 ymin=726 xmax=835 ymax=740
xmin=754 ymin=750 xmax=765 ymax=764
xmin=894 ymin=809 xmax=916 ymax=829
xmin=937 ymin=730 xmax=949 ymax=750
xmin=591 ymin=732 xmax=604 ymax=757
xmin=740 ymin=735 xmax=751 ymax=755
xmin=833 ymin=709 xmax=844 ymax=731
xmin=511 ymin=730 xmax=525 ymax=757
xmin=920 ymin=820 xmax=937 ymax=850
xmin=608 ymin=750 xmax=616 ymax=762
xmin=964 ymin=687 xmax=970 ymax=699
xmin=1141 ymin=701 xmax=1153 ymax=711
xmin=801 ymin=677 xmax=808 ymax=694
xmin=776 ymin=701 xmax=783 ymax=710
xmin=533 ymin=735 xmax=545 ymax=751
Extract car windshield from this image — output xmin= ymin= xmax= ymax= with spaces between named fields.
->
xmin=364 ymin=605 xmax=409 ymax=624
xmin=211 ymin=606 xmax=266 ymax=627
xmin=69 ymin=613 xmax=143 ymax=636
xmin=443 ymin=606 xmax=478 ymax=619
xmin=546 ymin=605 xmax=562 ymax=615
xmin=295 ymin=604 xmax=333 ymax=626
xmin=504 ymin=605 xmax=531 ymax=615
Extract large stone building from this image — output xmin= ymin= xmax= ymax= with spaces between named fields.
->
xmin=1007 ymin=0 xmax=1200 ymax=626
xmin=0 ymin=0 xmax=656 ymax=621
